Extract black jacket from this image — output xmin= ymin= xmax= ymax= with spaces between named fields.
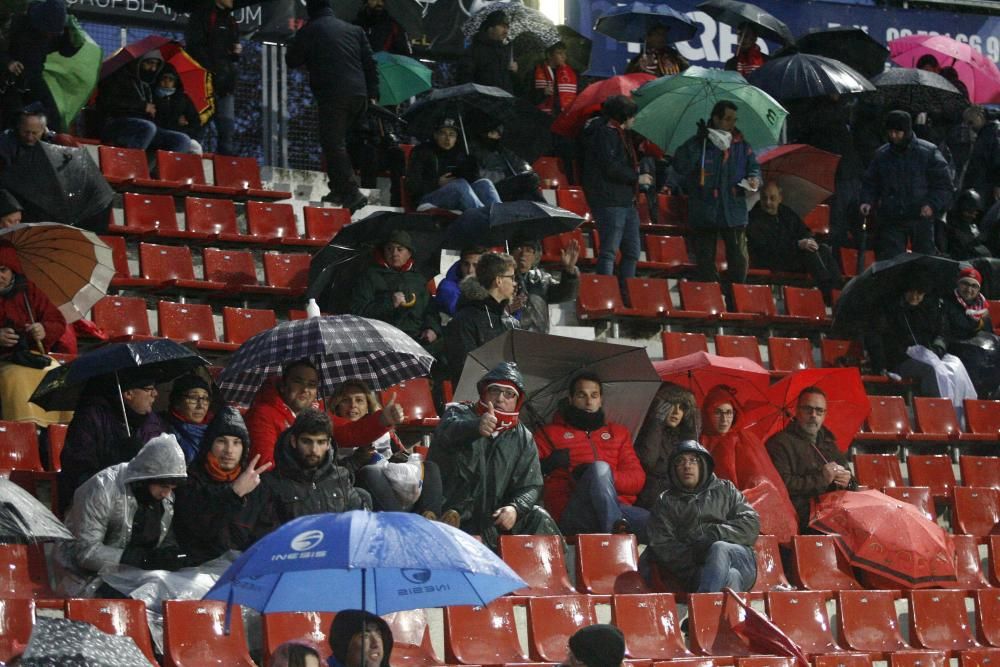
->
xmin=184 ymin=4 xmax=240 ymax=96
xmin=964 ymin=120 xmax=1000 ymax=196
xmin=458 ymin=33 xmax=514 ymax=93
xmin=861 ymin=132 xmax=954 ymax=221
xmin=97 ymin=61 xmax=156 ymax=120
xmin=580 ymin=116 xmax=638 ymax=209
xmin=405 ymin=141 xmax=479 ymax=201
xmin=747 ymin=203 xmax=813 ymax=269
xmin=869 ymin=295 xmax=950 ymax=372
xmin=353 ymin=6 xmax=410 ymax=54
xmin=942 ymin=293 xmax=993 ymax=342
xmin=0 ymin=14 xmax=78 ymax=78
xmin=152 ymin=65 xmax=202 ymax=138
xmin=285 ymin=7 xmax=378 ymax=103
xmin=445 ymin=277 xmax=519 ymax=384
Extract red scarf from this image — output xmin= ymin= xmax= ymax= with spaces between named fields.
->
xmin=475 ymin=381 xmax=524 ymax=434
xmin=734 ymin=44 xmax=765 ymax=75
xmin=956 ymin=289 xmax=989 ymax=322
xmin=375 ymin=249 xmax=414 ymax=273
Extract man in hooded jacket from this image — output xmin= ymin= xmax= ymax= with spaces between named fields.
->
xmin=643 ymin=440 xmax=759 ymax=593
xmin=327 ymin=609 xmax=393 ymax=667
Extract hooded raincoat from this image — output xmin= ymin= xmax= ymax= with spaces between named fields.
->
xmin=633 ymin=383 xmax=700 ymax=509
xmin=326 ymin=610 xmax=394 ymax=667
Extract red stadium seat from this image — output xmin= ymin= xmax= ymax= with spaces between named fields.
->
xmin=303 ymin=206 xmax=350 ymax=243
xmin=0 ymin=598 xmax=34 ymax=664
xmin=556 ymin=188 xmax=591 ymax=220
xmin=533 ymin=157 xmax=568 ymax=187
xmin=99 ymin=145 xmax=179 ymax=190
xmin=889 ymin=651 xmax=949 ymax=667
xmin=385 ymin=610 xmax=442 ymax=667
xmin=92 ymin=296 xmax=154 ymax=340
xmin=155 ymin=150 xmax=236 ymax=196
xmin=443 ymin=598 xmax=528 ymax=665
xmin=907 ymin=455 xmax=957 ymax=502
xmin=261 ymin=611 xmax=335 ymax=665
xmin=138 ymin=242 xmax=223 ymax=292
xmin=625 ymin=278 xmax=672 ymax=319
xmin=688 ymin=591 xmax=760 ymax=657
xmin=245 ymin=201 xmax=300 ymax=244
xmin=0 ymin=543 xmax=59 ymax=600
xmin=952 ymin=534 xmax=991 ymax=590
xmin=853 ymin=454 xmax=904 ymax=489
xmin=952 ymin=487 xmax=1000 ymax=538
xmin=908 ymin=589 xmax=984 ymax=656
xmin=211 ymin=155 xmax=291 ymax=200
xmin=611 ymin=593 xmax=692 ymax=660
xmin=0 ymin=421 xmax=59 ymax=513
xmin=911 ymin=398 xmax=992 ymax=445
xmin=157 ymin=301 xmax=234 ymax=352
xmin=527 ymin=595 xmax=599 ymax=662
xmin=661 ymin=331 xmax=709 ymax=359
xmin=658 ymin=194 xmax=689 ymax=226
xmin=964 ymin=401 xmax=1000 ymax=440
xmin=577 ymin=274 xmax=629 ymax=321
xmin=837 ymin=589 xmax=910 ymax=657
xmin=46 ymin=424 xmax=67 ymax=472
xmin=541 ymin=229 xmax=588 ymax=265
xmin=840 ymin=248 xmax=874 ymax=278
xmin=961 ymin=456 xmax=1000 ymax=489
xmin=120 ymin=193 xmax=180 ymax=236
xmin=804 ymin=205 xmax=831 ymax=236
xmin=750 ymin=534 xmax=792 ymax=592
xmin=791 ymin=535 xmax=863 ymax=591
xmin=767 ymin=590 xmax=844 ymax=656
xmin=184 ymin=197 xmax=244 ymax=240
xmin=781 ymin=286 xmax=830 ymax=327
xmin=678 ymin=281 xmax=753 ymax=324
xmin=767 ymin=337 xmax=815 ymax=373
xmin=715 ymin=335 xmax=764 ymax=366
xmin=65 ymin=598 xmax=158 ymax=665
xmin=263 ymin=252 xmax=310 ymax=295
xmin=821 ymin=338 xmax=864 ymax=368
xmin=861 ymin=396 xmax=911 ymax=444
xmin=643 ymin=235 xmax=694 ymax=274
xmin=959 ymin=648 xmax=1000 ymax=667
xmin=379 ymin=378 xmax=440 ymax=426
xmin=162 ymin=600 xmax=255 ymax=667
xmin=975 ymin=589 xmax=1000 ymax=647
xmin=574 ymin=533 xmax=650 ymax=596
xmin=498 ymin=534 xmax=576 ymax=597
xmin=731 ymin=283 xmax=777 ymax=324
xmin=222 ymin=306 xmax=276 ymax=345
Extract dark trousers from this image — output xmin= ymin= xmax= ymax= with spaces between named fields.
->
xmin=876 ymin=217 xmax=936 ymax=260
xmin=690 ymin=226 xmax=749 ymax=284
xmin=317 ymin=94 xmax=367 ymax=199
xmin=784 ymin=243 xmax=843 ymax=295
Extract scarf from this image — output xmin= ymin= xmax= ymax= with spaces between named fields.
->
xmin=375 ymin=249 xmax=414 ymax=273
xmin=733 ymin=44 xmax=765 ymax=75
xmin=475 ymin=381 xmax=523 ymax=434
xmin=956 ymin=289 xmax=989 ymax=322
xmin=169 ymin=409 xmax=210 ymax=463
xmin=562 ymin=404 xmax=606 ymax=432
xmin=204 ymin=452 xmax=242 ymax=482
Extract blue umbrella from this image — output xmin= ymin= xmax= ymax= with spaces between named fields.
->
xmin=594 ymin=2 xmax=698 ymax=44
xmin=203 ymin=511 xmax=526 ymax=615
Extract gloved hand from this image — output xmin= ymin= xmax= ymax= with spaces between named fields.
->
xmin=571 ymin=462 xmax=593 ymax=481
xmin=695 ymin=119 xmax=709 ymax=140
xmin=540 ymin=448 xmax=571 ymax=475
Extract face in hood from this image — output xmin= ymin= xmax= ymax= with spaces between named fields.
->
xmin=476 ymin=361 xmax=526 ymax=396
xmin=329 ymin=610 xmax=394 ymax=667
xmin=124 ymin=433 xmax=187 ymax=485
xmin=701 ymin=385 xmax=742 ymax=436
xmin=648 ymin=382 xmax=700 ymax=434
xmin=667 ymin=439 xmax=714 ymax=493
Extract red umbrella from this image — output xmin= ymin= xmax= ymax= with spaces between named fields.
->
xmin=890 ymin=34 xmax=1000 ymax=104
xmin=744 ymin=367 xmax=869 ymax=452
xmin=810 ymin=489 xmax=957 ymax=589
xmin=727 ymin=588 xmax=809 ymax=667
xmin=654 ymin=351 xmax=772 ymax=414
xmin=551 ymin=73 xmax=654 ymax=137
xmin=756 ymin=144 xmax=841 ymax=218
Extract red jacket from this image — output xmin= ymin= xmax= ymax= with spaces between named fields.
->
xmin=534 ymin=412 xmax=645 ymax=521
xmin=534 ymin=63 xmax=577 ymax=114
xmin=246 ymin=378 xmax=389 ymax=467
xmin=0 ymin=278 xmax=65 ymax=354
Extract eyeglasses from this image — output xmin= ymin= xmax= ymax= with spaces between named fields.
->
xmin=713 ymin=408 xmax=735 ymax=418
xmin=798 ymin=405 xmax=827 ymax=416
xmin=182 ymin=394 xmax=211 ymax=405
xmin=133 ymin=386 xmax=156 ymax=394
xmin=500 ymin=273 xmax=516 ymax=281
xmin=486 ymin=386 xmax=519 ymax=400
xmin=674 ymin=455 xmax=700 ymax=468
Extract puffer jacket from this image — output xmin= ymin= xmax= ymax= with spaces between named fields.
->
xmin=445 ymin=277 xmax=519 ymax=384
xmin=861 ymin=132 xmax=953 ymax=222
xmin=534 ymin=409 xmax=645 ymax=522
xmin=434 ymin=259 xmax=465 ymax=316
xmin=56 ymin=434 xmax=186 ymax=596
xmin=350 ymin=257 xmax=441 ymax=340
xmin=634 ymin=382 xmax=700 ymax=508
xmin=647 ymin=440 xmax=759 ymax=590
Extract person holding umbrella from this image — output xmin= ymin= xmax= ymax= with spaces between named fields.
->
xmin=625 ymin=24 xmax=689 ymax=77
xmin=458 ymin=10 xmax=516 ymax=94
xmin=725 ymin=24 xmax=767 ymax=76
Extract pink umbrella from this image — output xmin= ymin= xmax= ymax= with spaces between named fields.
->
xmin=889 ymin=34 xmax=1000 ymax=104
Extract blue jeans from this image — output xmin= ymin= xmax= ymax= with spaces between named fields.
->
xmin=696 ymin=541 xmax=756 ymax=593
xmin=593 ymin=205 xmax=641 ymax=282
xmin=419 ymin=178 xmax=501 ymax=212
xmin=558 ymin=461 xmax=650 ymax=543
xmin=101 ymin=118 xmax=191 ymax=153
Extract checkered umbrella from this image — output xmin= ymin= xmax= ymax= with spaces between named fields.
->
xmin=217 ymin=315 xmax=435 ymax=406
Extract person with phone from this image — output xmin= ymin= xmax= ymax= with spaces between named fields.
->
xmin=404 ymin=117 xmax=500 ymax=212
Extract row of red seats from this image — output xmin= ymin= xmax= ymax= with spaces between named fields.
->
xmin=861 ymin=397 xmax=1000 ymax=450
xmin=856 ymin=453 xmax=1000 ymax=493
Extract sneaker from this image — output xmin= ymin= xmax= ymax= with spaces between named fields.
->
xmin=345 ymin=191 xmax=368 ymax=213
xmin=439 ymin=509 xmax=461 ymax=528
xmin=416 ymin=202 xmax=437 ymax=212
xmin=421 ymin=510 xmax=438 ymax=522
xmin=612 ymin=518 xmax=632 ymax=534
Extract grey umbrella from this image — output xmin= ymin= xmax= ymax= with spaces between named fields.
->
xmin=20 ymin=617 xmax=153 ymax=666
xmin=0 ymin=478 xmax=72 ymax=542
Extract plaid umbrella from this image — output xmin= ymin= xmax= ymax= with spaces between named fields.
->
xmin=217 ymin=315 xmax=435 ymax=406
xmin=462 ymin=1 xmax=560 ymax=47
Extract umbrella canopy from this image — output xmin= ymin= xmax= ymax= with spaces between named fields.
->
xmin=462 ymin=1 xmax=559 ymax=47
xmin=743 ymin=367 xmax=870 ymax=452
xmin=454 ymin=329 xmax=660 ymax=438
xmin=727 ymin=589 xmax=809 ymax=667
xmin=204 ymin=511 xmax=525 ymax=614
xmin=0 ymin=478 xmax=73 ymax=543
xmin=632 ymin=66 xmax=787 ymax=153
xmin=810 ymin=489 xmax=957 ymax=588
xmin=333 ymin=0 xmax=423 ymax=37
xmin=20 ymin=617 xmax=152 ymax=667
xmin=790 ymin=27 xmax=889 ymax=79
xmin=374 ymin=51 xmax=432 ymax=106
xmin=551 ymin=73 xmax=655 ymax=138
xmin=443 ymin=201 xmax=584 ymax=249
xmin=748 ymin=53 xmax=875 ymax=102
xmin=833 ymin=253 xmax=964 ymax=331
xmin=42 ymin=17 xmax=102 ymax=130
xmin=890 ymin=34 xmax=1000 ymax=104
xmin=217 ymin=315 xmax=435 ymax=406
xmin=653 ymin=352 xmax=771 ymax=413
xmin=29 ymin=339 xmax=208 ymax=412
xmin=0 ymin=223 xmax=114 ymax=324
xmin=593 ymin=2 xmax=697 ymax=44
xmin=402 ymin=84 xmax=553 ymax=163
xmin=755 ymin=144 xmax=841 ymax=218
xmin=697 ymin=0 xmax=794 ymax=46
xmin=869 ymin=68 xmax=968 ymax=118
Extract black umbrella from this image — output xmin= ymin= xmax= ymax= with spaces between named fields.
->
xmin=790 ymin=27 xmax=889 ymax=79
xmin=29 ymin=340 xmax=208 ymax=414
xmin=306 ymin=211 xmax=448 ymax=314
xmin=333 ymin=0 xmax=423 ymax=37
xmin=443 ymin=201 xmax=585 ymax=249
xmin=20 ymin=618 xmax=152 ymax=667
xmin=0 ymin=478 xmax=73 ymax=543
xmin=697 ymin=0 xmax=794 ymax=45
xmin=832 ymin=253 xmax=964 ymax=331
xmin=748 ymin=53 xmax=874 ymax=102
xmin=869 ymin=68 xmax=968 ymax=118
xmin=402 ymin=84 xmax=553 ymax=163
xmin=594 ymin=2 xmax=698 ymax=44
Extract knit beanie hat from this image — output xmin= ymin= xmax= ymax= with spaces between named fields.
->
xmin=885 ymin=110 xmax=912 ymax=134
xmin=959 ymin=267 xmax=982 ymax=288
xmin=386 ymin=229 xmax=413 ymax=251
xmin=568 ymin=625 xmax=626 ymax=667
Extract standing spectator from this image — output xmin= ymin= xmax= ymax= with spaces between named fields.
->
xmin=353 ymin=0 xmax=410 ymax=54
xmin=634 ymin=383 xmax=700 ymax=509
xmin=724 ymin=23 xmax=767 ymax=75
xmin=458 ymin=10 xmax=516 ymax=94
xmin=286 ymin=0 xmax=378 ymax=212
xmin=405 ymin=117 xmax=500 ymax=212
xmin=860 ymin=110 xmax=953 ymax=260
xmin=434 ymin=246 xmax=484 ymax=316
xmin=581 ymin=96 xmax=650 ymax=297
xmin=185 ymin=0 xmax=240 ymax=155
xmin=0 ymin=189 xmax=21 ymax=227
xmin=564 ymin=625 xmax=626 ymax=667
xmin=673 ymin=100 xmax=761 ymax=289
xmin=152 ymin=65 xmax=203 ymax=153
xmin=961 ymin=105 xmax=1000 ymax=205
xmin=508 ymin=237 xmax=579 ymax=333
xmin=625 ymin=25 xmax=688 ymax=76
xmin=427 ymin=362 xmax=561 ymax=550
xmin=533 ymin=41 xmax=578 ymax=114
xmin=161 ymin=374 xmax=213 ymax=464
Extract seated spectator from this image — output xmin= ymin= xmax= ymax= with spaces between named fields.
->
xmin=625 ymin=25 xmax=689 ymax=76
xmin=55 ymin=433 xmax=189 ymax=597
xmin=944 ymin=189 xmax=990 ymax=260
xmin=747 ymin=181 xmax=842 ymax=303
xmin=535 ymin=372 xmax=648 ymax=540
xmin=508 ymin=237 xmax=579 ymax=334
xmin=173 ymin=407 xmax=269 ymax=565
xmin=434 ymin=246 xmax=484 ymax=316
xmin=765 ymin=387 xmax=856 ymax=531
xmin=331 ymin=379 xmax=445 ymax=517
xmin=272 ymin=641 xmax=322 ymax=667
xmin=943 ymin=267 xmax=1000 ymax=397
xmin=96 ymin=50 xmax=191 ymax=153
xmin=564 ymin=624 xmax=625 ymax=667
xmin=152 ymin=65 xmax=204 ymax=153
xmin=444 ymin=252 xmax=519 ymax=385
xmin=427 ymin=362 xmax=561 ymax=549
xmin=405 ymin=117 xmax=500 ymax=212
xmin=533 ymin=41 xmax=578 ymax=115
xmin=642 ymin=440 xmax=760 ymax=592
xmin=0 ymin=189 xmax=22 ymax=228
xmin=633 ymin=382 xmax=699 ymax=509
xmin=255 ymin=409 xmax=371 ymax=537
xmin=350 ymin=230 xmax=442 ymax=354
xmin=470 ymin=121 xmax=543 ymax=203
xmin=60 ymin=375 xmax=168 ymax=508
xmin=162 ymin=374 xmax=213 ymax=464
xmin=328 ymin=610 xmax=393 ymax=667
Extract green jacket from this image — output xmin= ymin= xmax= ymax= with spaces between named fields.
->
xmin=350 ymin=261 xmax=441 ymax=339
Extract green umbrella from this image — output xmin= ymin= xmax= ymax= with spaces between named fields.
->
xmin=374 ymin=51 xmax=432 ymax=106
xmin=632 ymin=65 xmax=788 ymax=154
xmin=42 ymin=16 xmax=102 ymax=129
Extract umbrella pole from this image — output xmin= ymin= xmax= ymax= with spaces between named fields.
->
xmin=114 ymin=370 xmax=132 ymax=438
xmin=22 ymin=293 xmax=47 ymax=356
xmin=459 ymin=113 xmax=470 ymax=154
xmin=699 ymin=137 xmax=707 ymax=187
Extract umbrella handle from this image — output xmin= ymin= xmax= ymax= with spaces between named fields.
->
xmin=21 ymin=293 xmax=47 ymax=356
xmin=700 ymin=137 xmax=707 ymax=187
xmin=115 ymin=370 xmax=132 ymax=438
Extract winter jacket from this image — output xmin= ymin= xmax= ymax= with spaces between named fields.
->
xmin=580 ymin=116 xmax=639 ymax=209
xmin=405 ymin=141 xmax=479 ymax=201
xmin=0 ymin=13 xmax=78 ymax=80
xmin=434 ymin=260 xmax=465 ymax=316
xmin=173 ymin=407 xmax=262 ymax=564
xmin=458 ymin=33 xmax=514 ymax=93
xmin=285 ymin=7 xmax=378 ymax=103
xmin=532 ymin=62 xmax=577 ymax=113
xmin=444 ymin=277 xmax=518 ymax=384
xmin=329 ymin=610 xmax=394 ymax=667
xmin=534 ymin=409 xmax=645 ymax=522
xmin=152 ymin=65 xmax=202 ymax=138
xmin=56 ymin=435 xmax=186 ymax=596
xmin=765 ymin=421 xmax=853 ymax=529
xmin=673 ymin=128 xmax=761 ymax=229
xmin=0 ymin=274 xmax=65 ymax=354
xmin=350 ymin=258 xmax=441 ymax=340
xmin=943 ymin=292 xmax=993 ymax=342
xmin=353 ymin=6 xmax=410 ymax=54
xmin=634 ymin=383 xmax=700 ymax=509
xmin=625 ymin=47 xmax=688 ymax=77
xmin=470 ymin=139 xmax=534 ymax=188
xmin=515 ymin=264 xmax=578 ymax=334
xmin=964 ymin=120 xmax=1000 ymax=196
xmin=184 ymin=3 xmax=240 ymax=96
xmin=861 ymin=133 xmax=953 ymax=222
xmin=747 ymin=203 xmax=814 ymax=269
xmin=97 ymin=60 xmax=157 ymax=121
xmin=647 ymin=440 xmax=759 ymax=589
xmin=868 ymin=295 xmax=950 ymax=373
